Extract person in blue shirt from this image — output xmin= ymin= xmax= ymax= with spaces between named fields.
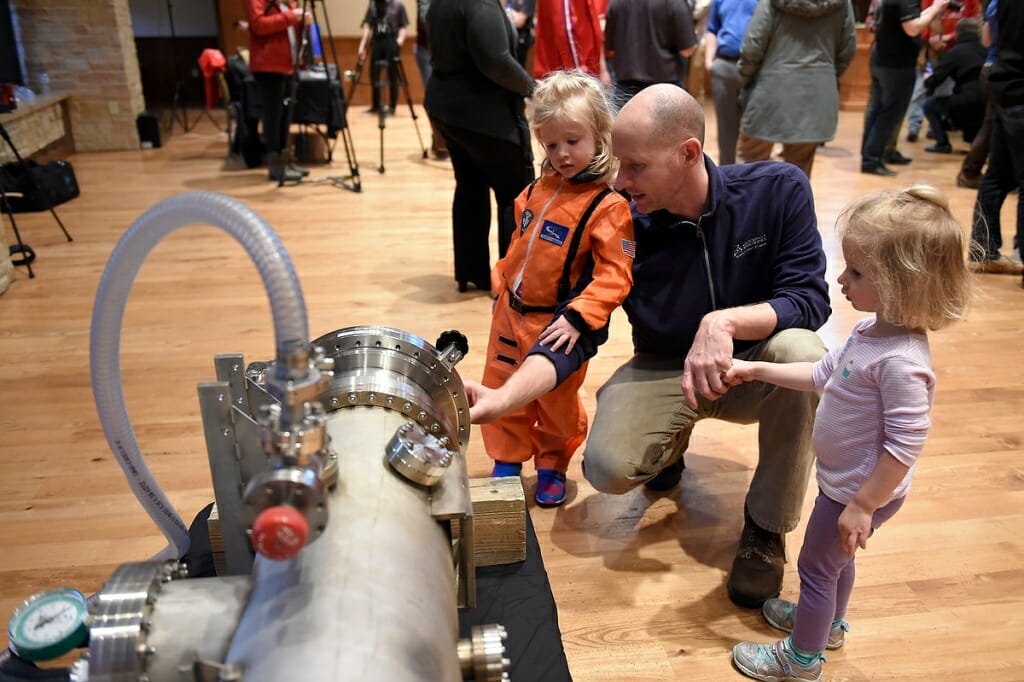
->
xmin=703 ymin=0 xmax=758 ymax=165
xmin=466 ymin=84 xmax=831 ymax=610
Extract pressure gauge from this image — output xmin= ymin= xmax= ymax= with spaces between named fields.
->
xmin=7 ymin=588 xmax=89 ymax=662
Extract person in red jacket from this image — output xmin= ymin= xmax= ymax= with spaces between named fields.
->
xmin=482 ymin=70 xmax=633 ymax=507
xmin=532 ymin=0 xmax=609 ymax=83
xmin=245 ymin=0 xmax=309 ymax=182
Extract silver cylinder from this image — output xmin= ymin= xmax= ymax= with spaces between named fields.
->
xmin=143 ymin=577 xmax=251 ymax=679
xmin=224 ymin=406 xmax=461 ymax=681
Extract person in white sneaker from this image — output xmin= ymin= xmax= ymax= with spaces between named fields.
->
xmin=727 ymin=185 xmax=972 ymax=682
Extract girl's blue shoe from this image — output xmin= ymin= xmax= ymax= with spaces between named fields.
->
xmin=490 ymin=461 xmax=523 ymax=477
xmin=535 ymin=469 xmax=567 ymax=507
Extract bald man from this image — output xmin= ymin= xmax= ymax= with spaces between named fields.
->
xmin=467 ymin=84 xmax=830 ymax=608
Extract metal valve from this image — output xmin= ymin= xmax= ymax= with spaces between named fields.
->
xmin=386 ymin=420 xmax=456 ymax=486
xmin=458 ymin=624 xmax=510 ymax=681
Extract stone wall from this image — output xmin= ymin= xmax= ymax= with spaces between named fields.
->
xmin=0 ymin=98 xmax=69 ymax=164
xmin=12 ymin=0 xmax=144 ymax=152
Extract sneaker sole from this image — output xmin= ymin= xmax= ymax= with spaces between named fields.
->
xmin=732 ymin=652 xmax=808 ymax=682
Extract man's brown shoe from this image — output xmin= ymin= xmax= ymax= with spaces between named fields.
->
xmin=727 ymin=508 xmax=785 ymax=608
xmin=968 ymin=256 xmax=1024 ymax=275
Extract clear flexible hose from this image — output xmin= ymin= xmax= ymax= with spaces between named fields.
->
xmin=90 ymin=192 xmax=308 ymax=558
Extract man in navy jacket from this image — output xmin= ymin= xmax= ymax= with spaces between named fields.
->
xmin=467 ymin=84 xmax=830 ymax=608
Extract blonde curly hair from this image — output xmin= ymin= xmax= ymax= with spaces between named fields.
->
xmin=531 ymin=70 xmax=617 ymax=185
xmin=839 ymin=185 xmax=972 ymax=331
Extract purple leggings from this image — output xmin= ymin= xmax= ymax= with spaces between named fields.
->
xmin=790 ymin=491 xmax=905 ymax=653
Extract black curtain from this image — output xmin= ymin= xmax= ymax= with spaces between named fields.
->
xmin=0 ymin=1 xmax=23 ymax=85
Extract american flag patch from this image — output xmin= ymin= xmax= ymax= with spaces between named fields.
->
xmin=621 ymin=238 xmax=636 ymax=259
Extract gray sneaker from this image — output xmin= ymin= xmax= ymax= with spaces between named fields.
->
xmin=762 ymin=598 xmax=848 ymax=650
xmin=732 ymin=638 xmax=824 ymax=682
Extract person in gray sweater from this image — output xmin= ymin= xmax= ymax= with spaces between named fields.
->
xmin=736 ymin=0 xmax=856 ymax=178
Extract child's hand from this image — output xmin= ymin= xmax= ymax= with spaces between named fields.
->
xmin=837 ymin=502 xmax=873 ymax=555
xmin=723 ymin=359 xmax=755 ymax=387
xmin=539 ymin=315 xmax=581 ymax=354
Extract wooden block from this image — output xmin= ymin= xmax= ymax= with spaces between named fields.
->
xmin=469 ymin=476 xmax=527 ymax=567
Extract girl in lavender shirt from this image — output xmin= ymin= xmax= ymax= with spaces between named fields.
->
xmin=724 ymin=185 xmax=972 ymax=682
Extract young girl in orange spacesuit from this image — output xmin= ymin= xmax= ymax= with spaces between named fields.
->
xmin=482 ymin=70 xmax=634 ymax=507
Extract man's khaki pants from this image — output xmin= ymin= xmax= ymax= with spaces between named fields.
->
xmin=582 ymin=328 xmax=826 ymax=535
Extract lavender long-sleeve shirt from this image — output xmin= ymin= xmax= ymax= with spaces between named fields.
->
xmin=811 ymin=318 xmax=935 ymax=505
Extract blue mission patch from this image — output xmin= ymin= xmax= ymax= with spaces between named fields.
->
xmin=539 ymin=221 xmax=569 ymax=247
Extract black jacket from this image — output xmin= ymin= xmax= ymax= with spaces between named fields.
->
xmin=424 ymin=0 xmax=533 ymax=144
xmin=989 ymin=1 xmax=1024 ymax=106
xmin=925 ymin=31 xmax=986 ymax=129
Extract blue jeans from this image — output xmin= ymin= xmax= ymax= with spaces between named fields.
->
xmin=861 ymin=61 xmax=917 ymax=168
xmin=971 ymin=104 xmax=1024 ymax=262
xmin=791 ymin=492 xmax=904 ymax=653
xmin=905 ymin=67 xmax=926 ymax=135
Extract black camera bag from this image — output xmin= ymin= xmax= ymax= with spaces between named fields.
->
xmin=0 ymin=159 xmax=80 ymax=213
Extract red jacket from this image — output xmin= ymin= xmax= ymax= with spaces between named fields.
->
xmin=533 ymin=0 xmax=606 ymax=78
xmin=921 ymin=0 xmax=980 ymax=53
xmin=246 ymin=0 xmax=302 ymax=75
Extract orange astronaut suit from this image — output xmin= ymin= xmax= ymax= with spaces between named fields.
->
xmin=481 ymin=172 xmax=634 ymax=472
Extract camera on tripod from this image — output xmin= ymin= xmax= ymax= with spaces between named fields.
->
xmin=348 ymin=0 xmax=428 ymax=172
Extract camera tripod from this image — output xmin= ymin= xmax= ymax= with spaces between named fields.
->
xmin=0 ymin=122 xmax=74 ymax=279
xmin=164 ymin=0 xmax=193 ymax=135
xmin=277 ymin=0 xmax=362 ymax=192
xmin=345 ymin=28 xmax=427 ymax=173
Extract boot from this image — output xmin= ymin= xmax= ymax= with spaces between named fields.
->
xmin=268 ymin=152 xmax=302 ymax=183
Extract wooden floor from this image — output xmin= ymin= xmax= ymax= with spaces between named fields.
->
xmin=1 ymin=102 xmax=1022 ymax=681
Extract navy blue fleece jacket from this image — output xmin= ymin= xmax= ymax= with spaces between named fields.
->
xmin=532 ymin=156 xmax=831 ymax=384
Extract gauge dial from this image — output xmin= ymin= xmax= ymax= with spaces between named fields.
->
xmin=7 ymin=588 xmax=89 ymax=662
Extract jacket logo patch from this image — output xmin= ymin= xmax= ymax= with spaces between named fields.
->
xmin=539 ymin=220 xmax=569 ymax=247
xmin=521 ymin=209 xmax=534 ymax=234
xmin=734 ymin=235 xmax=768 ymax=258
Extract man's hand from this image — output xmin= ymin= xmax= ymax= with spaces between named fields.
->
xmin=465 ymin=380 xmax=507 ymax=424
xmin=838 ymin=500 xmax=874 ymax=555
xmin=681 ymin=312 xmax=735 ymax=408
xmin=538 ymin=315 xmax=581 ymax=354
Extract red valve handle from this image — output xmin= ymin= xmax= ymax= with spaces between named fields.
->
xmin=252 ymin=505 xmax=309 ymax=560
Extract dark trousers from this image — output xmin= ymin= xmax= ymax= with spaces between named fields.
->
xmin=962 ymin=64 xmax=993 ymax=179
xmin=971 ymin=104 xmax=1024 ymax=262
xmin=370 ymin=44 xmax=400 ymax=111
xmin=434 ymin=121 xmax=534 ymax=286
xmin=253 ymin=71 xmax=289 ymax=153
xmin=861 ymin=61 xmax=917 ymax=169
xmin=922 ymin=95 xmax=953 ymax=146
